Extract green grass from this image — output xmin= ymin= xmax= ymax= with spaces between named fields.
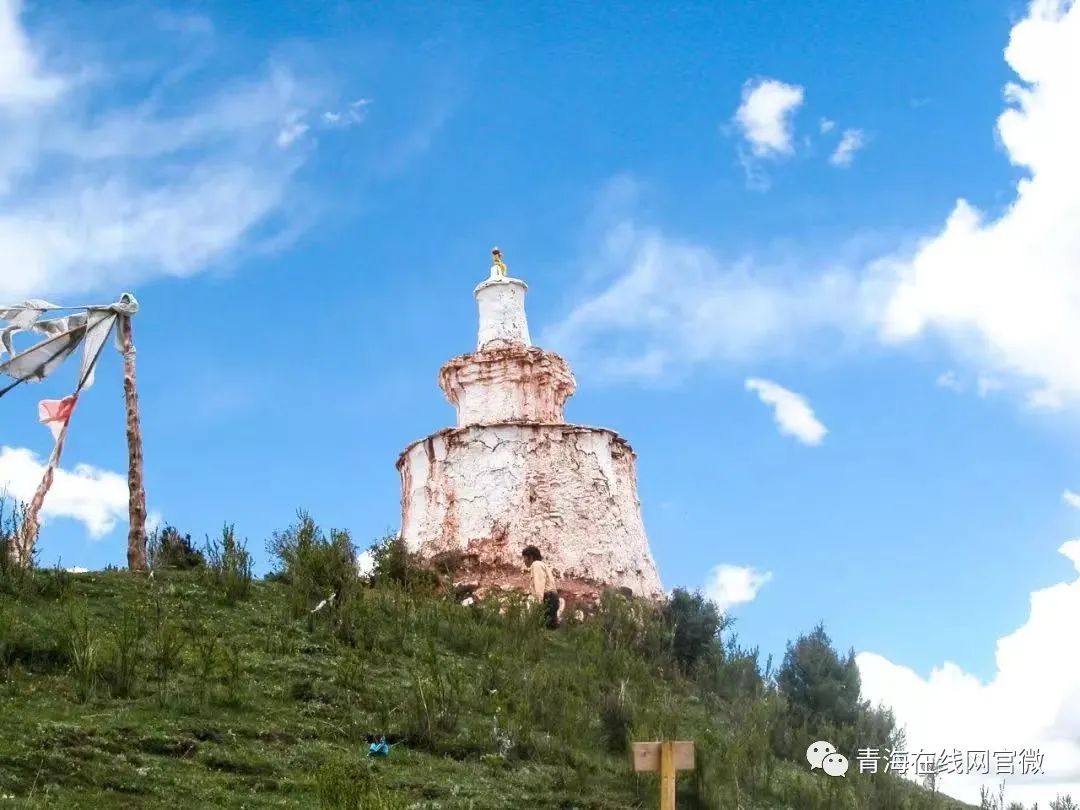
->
xmin=0 ymin=570 xmax=973 ymax=809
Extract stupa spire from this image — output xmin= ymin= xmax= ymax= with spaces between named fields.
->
xmin=474 ymin=246 xmax=531 ymax=351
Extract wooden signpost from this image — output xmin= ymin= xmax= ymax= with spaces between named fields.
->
xmin=632 ymin=740 xmax=696 ymax=810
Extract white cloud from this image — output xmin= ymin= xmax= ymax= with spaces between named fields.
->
xmin=322 ymin=98 xmax=372 ymax=127
xmin=820 ymin=117 xmax=836 ymax=134
xmin=0 ymin=446 xmax=127 ymax=537
xmin=829 ymin=128 xmax=866 ymax=167
xmin=550 ymin=1 xmax=1080 ymax=411
xmin=745 ymin=378 xmax=827 ymax=445
xmin=1063 ymin=489 xmax=1080 ymax=509
xmin=880 ymin=0 xmax=1080 ymax=406
xmin=733 ymin=77 xmax=805 ymax=158
xmin=704 ymin=564 xmax=772 ymax=612
xmin=0 ymin=0 xmax=65 ymax=107
xmin=276 ymin=114 xmax=309 ymax=148
xmin=0 ymin=1 xmax=345 ymax=303
xmin=543 ymin=211 xmax=878 ymax=381
xmin=936 ymin=370 xmax=963 ymax=392
xmin=858 ymin=539 xmax=1080 ymax=805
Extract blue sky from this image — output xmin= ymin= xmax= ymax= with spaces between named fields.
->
xmin=3 ymin=0 xmax=1080 ymax=802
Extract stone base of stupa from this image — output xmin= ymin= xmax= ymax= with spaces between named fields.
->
xmin=397 ymin=422 xmax=663 ymax=599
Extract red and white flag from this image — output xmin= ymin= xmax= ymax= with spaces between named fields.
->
xmin=38 ymin=394 xmax=78 ymax=441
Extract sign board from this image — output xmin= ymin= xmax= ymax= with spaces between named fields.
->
xmin=632 ymin=741 xmax=695 ymax=772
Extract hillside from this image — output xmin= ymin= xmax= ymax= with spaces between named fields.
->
xmin=0 ymin=532 xmax=975 ymax=809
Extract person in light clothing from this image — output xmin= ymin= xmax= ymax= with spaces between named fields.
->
xmin=522 ymin=545 xmax=559 ymax=628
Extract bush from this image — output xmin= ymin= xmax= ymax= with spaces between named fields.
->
xmin=64 ymin=604 xmax=101 ymax=703
xmin=205 ymin=524 xmax=253 ymax=604
xmin=148 ymin=526 xmax=206 ymax=570
xmin=103 ymin=607 xmax=144 ymax=699
xmin=662 ymin=588 xmax=729 ymax=674
xmin=367 ymin=533 xmax=437 ymax=592
xmin=267 ymin=511 xmax=358 ymax=617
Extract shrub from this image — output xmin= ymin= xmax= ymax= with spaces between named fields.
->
xmin=663 ymin=588 xmax=729 ymax=674
xmin=104 ymin=607 xmax=144 ymax=698
xmin=267 ymin=511 xmax=358 ymax=617
xmin=148 ymin=526 xmax=206 ymax=570
xmin=36 ymin=561 xmax=74 ymax=601
xmin=149 ymin=597 xmax=185 ymax=705
xmin=367 ymin=533 xmax=437 ymax=592
xmin=204 ymin=524 xmax=253 ymax=604
xmin=405 ymin=640 xmax=464 ymax=751
xmin=188 ymin=621 xmax=220 ymax=704
xmin=64 ymin=605 xmax=100 ymax=703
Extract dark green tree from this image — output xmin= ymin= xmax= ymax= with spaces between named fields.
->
xmin=776 ymin=623 xmax=864 ymax=754
xmin=663 ymin=588 xmax=730 ymax=673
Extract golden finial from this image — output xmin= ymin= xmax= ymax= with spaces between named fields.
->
xmin=491 ymin=246 xmax=508 ymax=278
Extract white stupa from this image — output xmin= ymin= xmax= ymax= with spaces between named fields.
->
xmin=396 ymin=249 xmax=662 ymax=599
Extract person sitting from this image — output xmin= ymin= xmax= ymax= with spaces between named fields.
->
xmin=521 ymin=545 xmax=559 ymax=628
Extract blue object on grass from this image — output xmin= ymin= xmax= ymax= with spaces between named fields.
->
xmin=369 ymin=737 xmax=391 ymax=757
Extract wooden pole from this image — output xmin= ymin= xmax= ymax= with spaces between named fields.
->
xmin=119 ymin=314 xmax=147 ymax=571
xmin=660 ymin=740 xmax=676 ymax=810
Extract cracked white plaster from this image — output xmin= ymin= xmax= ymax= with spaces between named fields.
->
xmin=398 ymin=273 xmax=663 ymax=598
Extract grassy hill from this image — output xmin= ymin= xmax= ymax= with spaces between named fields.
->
xmin=0 ymin=530 xmax=976 ymax=809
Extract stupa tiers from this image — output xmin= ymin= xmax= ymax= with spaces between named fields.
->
xmin=396 ymin=249 xmax=663 ymax=601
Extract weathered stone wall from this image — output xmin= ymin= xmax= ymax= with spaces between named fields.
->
xmin=475 ymin=278 xmax=530 ymax=350
xmin=439 ymin=346 xmax=576 ymax=426
xmin=398 ymin=422 xmax=663 ymax=599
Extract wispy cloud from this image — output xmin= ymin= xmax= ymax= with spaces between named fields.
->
xmin=745 ymin=378 xmax=828 ymax=445
xmin=936 ymin=370 xmax=963 ymax=392
xmin=0 ymin=0 xmax=357 ymax=303
xmin=550 ymin=1 xmax=1080 ymax=411
xmin=829 ymin=128 xmax=866 ymax=167
xmin=0 ymin=0 xmax=65 ymax=106
xmin=1064 ymin=489 xmax=1080 ymax=510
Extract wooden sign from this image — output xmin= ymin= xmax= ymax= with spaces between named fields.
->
xmin=632 ymin=741 xmax=696 ymax=810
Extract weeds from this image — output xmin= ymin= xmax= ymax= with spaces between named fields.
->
xmin=267 ymin=511 xmax=358 ymax=617
xmin=188 ymin=620 xmax=220 ymax=704
xmin=316 ymin=758 xmax=408 ymax=809
xmin=104 ymin=607 xmax=144 ymax=698
xmin=599 ymin=680 xmax=635 ymax=754
xmin=0 ymin=604 xmax=12 ymax=679
xmin=220 ymin=640 xmax=244 ymax=706
xmin=406 ymin=640 xmax=464 ymax=751
xmin=65 ymin=605 xmax=100 ymax=703
xmin=150 ymin=598 xmax=185 ymax=705
xmin=204 ymin=523 xmax=253 ymax=605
